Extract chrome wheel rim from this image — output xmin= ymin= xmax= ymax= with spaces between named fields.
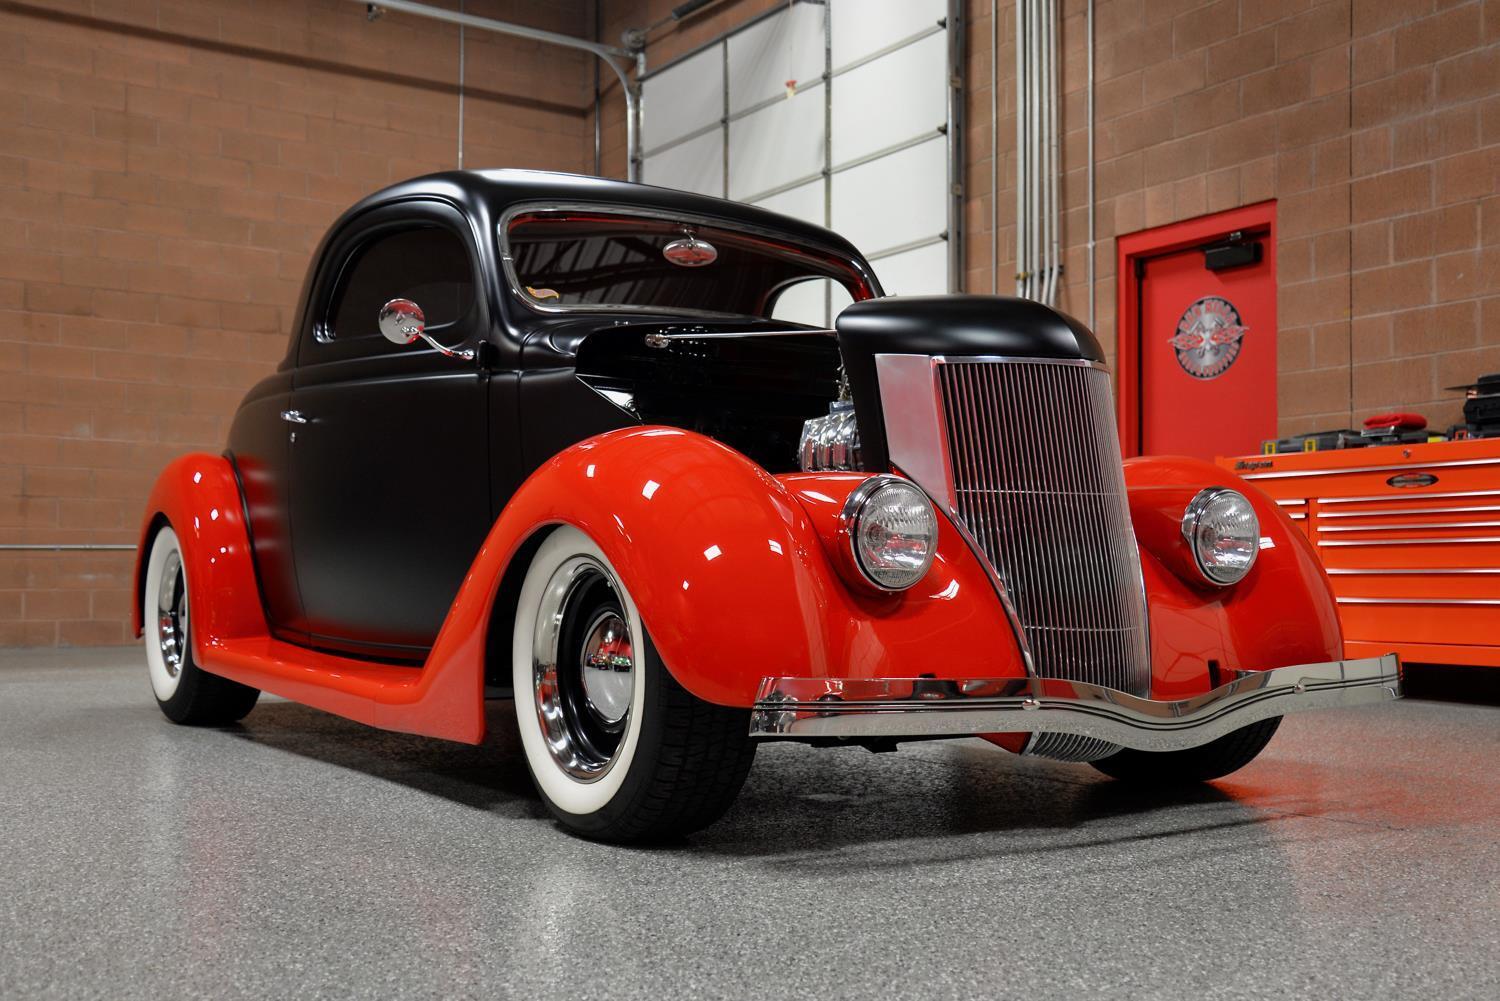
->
xmin=532 ymin=556 xmax=636 ymax=782
xmin=156 ymin=550 xmax=188 ymax=679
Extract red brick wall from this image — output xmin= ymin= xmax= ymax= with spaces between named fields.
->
xmin=5 ymin=0 xmax=1499 ymax=646
xmin=973 ymin=0 xmax=1500 ymax=438
xmin=1 ymin=0 xmax=593 ymax=645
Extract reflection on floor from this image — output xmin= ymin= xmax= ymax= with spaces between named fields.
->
xmin=2 ymin=647 xmax=1496 ymax=1000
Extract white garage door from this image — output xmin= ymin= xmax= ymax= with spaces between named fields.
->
xmin=639 ymin=0 xmax=960 ymax=324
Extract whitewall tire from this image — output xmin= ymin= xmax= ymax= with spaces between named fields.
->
xmin=142 ymin=525 xmax=259 ymax=726
xmin=512 ymin=525 xmax=756 ymax=841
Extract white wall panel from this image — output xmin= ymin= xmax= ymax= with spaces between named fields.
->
xmin=749 ymin=177 xmax=823 ymax=229
xmin=727 ymin=86 xmax=825 ymax=201
xmin=830 ymin=0 xmax=947 ymax=69
xmin=643 ymin=129 xmax=723 ymax=198
xmin=830 ymin=31 xmax=947 ymax=165
xmin=831 ymin=135 xmax=946 ymax=255
xmin=872 ymin=240 xmax=948 ymax=297
xmin=641 ymin=47 xmax=723 ymax=152
xmin=726 ymin=3 xmax=827 ymax=114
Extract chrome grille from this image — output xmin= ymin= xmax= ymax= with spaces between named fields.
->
xmin=936 ymin=359 xmax=1151 ymax=697
xmin=1024 ymin=733 xmax=1120 ymax=763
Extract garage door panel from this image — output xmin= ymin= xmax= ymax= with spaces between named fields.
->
xmin=728 ymin=87 xmax=825 ymax=201
xmin=642 ymin=47 xmax=724 ymax=152
xmin=872 ymin=240 xmax=948 ymax=297
xmin=644 ymin=129 xmax=724 ymax=198
xmin=831 ymin=135 xmax=946 ymax=255
xmin=831 ymin=0 xmax=947 ymax=68
xmin=749 ymin=177 xmax=823 ymax=229
xmin=831 ymin=31 xmax=947 ymax=165
xmin=727 ymin=2 xmax=827 ymax=114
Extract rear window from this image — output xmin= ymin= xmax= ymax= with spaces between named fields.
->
xmin=503 ymin=209 xmax=870 ymax=320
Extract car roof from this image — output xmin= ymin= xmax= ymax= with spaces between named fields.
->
xmin=338 ymin=168 xmax=869 ymax=264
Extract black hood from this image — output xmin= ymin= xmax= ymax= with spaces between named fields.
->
xmin=835 ymin=295 xmax=1106 ymax=471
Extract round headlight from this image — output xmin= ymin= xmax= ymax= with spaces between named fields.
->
xmin=1181 ymin=487 xmax=1259 ymax=585
xmin=840 ymin=476 xmax=938 ymax=591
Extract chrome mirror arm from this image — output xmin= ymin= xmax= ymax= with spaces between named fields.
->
xmin=377 ymin=297 xmax=474 ymax=362
xmin=411 ymin=330 xmax=475 ymax=361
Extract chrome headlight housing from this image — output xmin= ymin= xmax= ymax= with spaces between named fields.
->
xmin=799 ymin=401 xmax=861 ymax=472
xmin=1181 ymin=487 xmax=1259 ymax=585
xmin=839 ymin=475 xmax=938 ymax=591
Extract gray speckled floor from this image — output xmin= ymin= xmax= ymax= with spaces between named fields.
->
xmin=1 ymin=648 xmax=1496 ymax=1000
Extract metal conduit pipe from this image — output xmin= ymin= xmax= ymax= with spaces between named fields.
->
xmin=1086 ymin=0 xmax=1096 ymax=331
xmin=1014 ymin=0 xmax=1027 ymax=298
xmin=1014 ymin=0 xmax=1061 ymax=307
xmin=1050 ymin=0 xmax=1062 ymax=307
xmin=355 ymin=0 xmax=642 ymax=181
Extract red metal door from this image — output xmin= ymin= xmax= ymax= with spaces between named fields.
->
xmin=1117 ymin=204 xmax=1277 ymax=459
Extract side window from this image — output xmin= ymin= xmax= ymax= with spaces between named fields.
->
xmin=769 ymin=277 xmax=855 ymax=326
xmin=323 ymin=225 xmax=475 ymax=354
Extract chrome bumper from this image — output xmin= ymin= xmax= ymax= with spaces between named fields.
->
xmin=748 ymin=655 xmax=1401 ymax=752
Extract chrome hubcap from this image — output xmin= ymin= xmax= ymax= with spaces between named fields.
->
xmin=532 ymin=557 xmax=635 ymax=781
xmin=580 ymin=611 xmax=634 ymax=725
xmin=156 ymin=551 xmax=188 ymax=678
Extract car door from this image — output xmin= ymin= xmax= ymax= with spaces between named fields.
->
xmin=287 ymin=205 xmax=492 ymax=659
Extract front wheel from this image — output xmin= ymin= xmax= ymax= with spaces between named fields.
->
xmin=1090 ymin=717 xmax=1282 ymax=784
xmin=143 ymin=525 xmax=260 ymax=726
xmin=512 ymin=526 xmax=756 ymax=842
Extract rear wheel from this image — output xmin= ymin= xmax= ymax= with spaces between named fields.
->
xmin=1090 ymin=717 xmax=1282 ymax=784
xmin=512 ymin=526 xmax=755 ymax=842
xmin=143 ymin=525 xmax=260 ymax=726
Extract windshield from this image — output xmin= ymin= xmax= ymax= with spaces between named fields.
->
xmin=503 ymin=209 xmax=871 ymax=319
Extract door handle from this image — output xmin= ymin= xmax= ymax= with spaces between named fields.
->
xmin=280 ymin=409 xmax=309 ymax=424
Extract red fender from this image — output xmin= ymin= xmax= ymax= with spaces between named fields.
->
xmin=134 ymin=454 xmax=488 ymax=741
xmin=484 ymin=429 xmax=1024 ymax=707
xmin=1125 ymin=455 xmax=1344 ymax=700
xmin=135 ymin=439 xmax=1339 ymax=746
xmin=135 ymin=432 xmax=1024 ymax=743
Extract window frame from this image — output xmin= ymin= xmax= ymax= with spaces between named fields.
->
xmin=496 ymin=200 xmax=878 ymax=322
xmin=298 ymin=200 xmax=485 ymax=369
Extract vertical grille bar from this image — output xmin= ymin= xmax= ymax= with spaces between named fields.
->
xmin=936 ymin=360 xmax=1151 ymax=698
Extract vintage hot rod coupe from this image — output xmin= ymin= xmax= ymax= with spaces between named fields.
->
xmin=136 ymin=169 xmax=1401 ymax=841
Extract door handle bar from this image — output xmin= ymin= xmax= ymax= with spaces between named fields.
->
xmin=280 ymin=410 xmax=309 ymax=424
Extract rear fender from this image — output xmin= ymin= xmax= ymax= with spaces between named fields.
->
xmin=132 ymin=454 xmax=267 ymax=650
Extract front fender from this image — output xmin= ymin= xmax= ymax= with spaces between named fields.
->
xmin=1126 ymin=455 xmax=1344 ymax=699
xmin=485 ymin=427 xmax=1024 ymax=707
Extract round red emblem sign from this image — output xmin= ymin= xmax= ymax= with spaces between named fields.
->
xmin=1169 ymin=296 xmax=1249 ymax=380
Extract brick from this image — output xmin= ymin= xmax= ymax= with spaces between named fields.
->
xmin=1352 ymin=31 xmax=1395 ymax=85
xmin=1435 ymin=149 xmax=1500 ymax=205
xmin=1351 ymin=165 xmax=1433 ymax=222
xmin=1392 ymin=301 xmax=1480 ymax=354
xmin=1352 ymin=68 xmax=1434 ymax=128
xmin=1352 ymin=0 xmax=1439 ymax=38
xmin=1353 ymin=260 xmax=1435 ymax=313
xmin=1279 ymin=3 xmax=1352 ymax=61
xmin=1394 ymin=4 xmax=1484 ymax=69
xmin=1243 ymin=62 xmax=1312 ymax=117
xmin=1205 ymin=26 xmax=1276 ymax=84
xmin=1173 ymin=0 xmax=1240 ymax=54
xmin=1436 ymin=47 xmax=1500 ymax=106
xmin=1143 ymin=54 xmax=1206 ymax=106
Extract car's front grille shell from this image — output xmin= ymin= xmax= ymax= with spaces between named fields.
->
xmin=935 ymin=359 xmax=1152 ymax=698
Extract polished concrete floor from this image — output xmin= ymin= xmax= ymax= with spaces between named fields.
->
xmin=1 ymin=647 xmax=1496 ymax=1000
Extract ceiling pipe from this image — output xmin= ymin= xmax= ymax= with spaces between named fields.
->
xmin=356 ymin=0 xmax=642 ymax=181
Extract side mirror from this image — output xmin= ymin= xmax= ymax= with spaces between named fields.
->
xmin=378 ymin=298 xmax=425 ymax=346
xmin=377 ymin=298 xmax=474 ymax=361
